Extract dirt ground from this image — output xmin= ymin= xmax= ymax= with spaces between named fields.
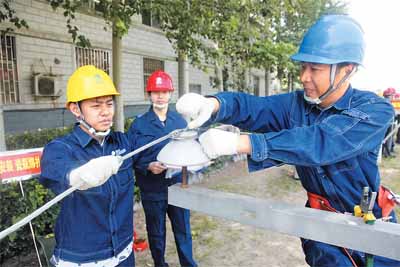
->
xmin=135 ymin=160 xmax=309 ymax=267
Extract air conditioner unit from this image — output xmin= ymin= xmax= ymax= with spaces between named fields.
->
xmin=33 ymin=73 xmax=62 ymax=97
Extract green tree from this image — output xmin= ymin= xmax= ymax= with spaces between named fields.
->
xmin=150 ymin=0 xmax=347 ymax=92
xmin=264 ymin=0 xmax=348 ymax=91
xmin=0 ymin=0 xmax=28 ymax=33
xmin=1 ymin=0 xmax=348 ymax=119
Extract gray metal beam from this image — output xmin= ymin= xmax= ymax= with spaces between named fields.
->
xmin=168 ymin=185 xmax=400 ymax=261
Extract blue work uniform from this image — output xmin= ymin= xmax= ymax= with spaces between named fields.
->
xmin=206 ymin=87 xmax=400 ymax=267
xmin=39 ymin=125 xmax=135 ymax=265
xmin=127 ymin=108 xmax=197 ymax=267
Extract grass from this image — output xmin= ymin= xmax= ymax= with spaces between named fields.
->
xmin=379 ymin=146 xmax=400 ymax=219
xmin=189 ymin=214 xmax=222 ymax=261
xmin=191 ymin=215 xmax=218 ymax=239
xmin=266 ymin=173 xmax=303 ymax=198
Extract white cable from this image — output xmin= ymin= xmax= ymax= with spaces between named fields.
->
xmin=0 ymin=185 xmax=78 ymax=240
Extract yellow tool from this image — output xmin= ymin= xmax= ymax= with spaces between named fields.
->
xmin=354 ymin=186 xmax=377 ymax=267
xmin=354 ymin=186 xmax=377 ymax=225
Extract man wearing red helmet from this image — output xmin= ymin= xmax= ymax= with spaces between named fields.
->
xmin=127 ymin=71 xmax=197 ymax=267
xmin=383 ymin=87 xmax=396 ymax=99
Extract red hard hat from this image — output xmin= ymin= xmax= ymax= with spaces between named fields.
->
xmin=383 ymin=87 xmax=396 ymax=97
xmin=146 ymin=70 xmax=174 ymax=92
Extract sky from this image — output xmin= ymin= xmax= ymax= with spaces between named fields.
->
xmin=349 ymin=0 xmax=400 ymax=93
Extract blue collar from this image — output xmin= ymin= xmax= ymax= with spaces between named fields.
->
xmin=72 ymin=124 xmax=113 ymax=148
xmin=332 ymin=85 xmax=353 ymax=111
xmin=147 ymin=107 xmax=177 ymax=123
xmin=304 ymin=85 xmax=353 ymax=114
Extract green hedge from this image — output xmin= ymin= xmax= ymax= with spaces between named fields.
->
xmin=0 ymin=180 xmax=58 ymax=262
xmin=2 ymin=126 xmax=73 ymax=262
xmin=6 ymin=126 xmax=73 ymax=151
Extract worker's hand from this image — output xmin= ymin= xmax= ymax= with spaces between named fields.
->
xmin=199 ymin=128 xmax=239 ymax=159
xmin=148 ymin=161 xmax=167 ymax=175
xmin=69 ymin=155 xmax=122 ymax=190
xmin=176 ymin=93 xmax=217 ymax=129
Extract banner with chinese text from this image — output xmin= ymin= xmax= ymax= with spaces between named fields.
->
xmin=0 ymin=148 xmax=43 ymax=183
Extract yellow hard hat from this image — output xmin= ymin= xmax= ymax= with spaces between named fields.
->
xmin=66 ymin=65 xmax=119 ymax=105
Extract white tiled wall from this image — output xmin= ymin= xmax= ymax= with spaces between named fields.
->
xmin=3 ymin=0 xmax=215 ymax=110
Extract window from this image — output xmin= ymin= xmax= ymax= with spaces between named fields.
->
xmin=141 ymin=9 xmax=160 ymax=28
xmin=253 ymin=75 xmax=260 ymax=96
xmin=75 ymin=47 xmax=110 ymax=74
xmin=81 ymin=0 xmax=105 ymax=14
xmin=143 ymin=58 xmax=164 ymax=95
xmin=222 ymin=67 xmax=229 ymax=91
xmin=0 ymin=34 xmax=19 ymax=104
xmin=189 ymin=84 xmax=202 ymax=94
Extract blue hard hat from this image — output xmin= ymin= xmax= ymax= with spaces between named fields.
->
xmin=291 ymin=14 xmax=365 ymax=65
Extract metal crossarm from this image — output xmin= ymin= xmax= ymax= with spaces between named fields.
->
xmin=168 ymin=185 xmax=400 ymax=261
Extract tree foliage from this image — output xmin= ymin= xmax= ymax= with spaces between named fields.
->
xmin=151 ymin=0 xmax=347 ymax=90
xmin=1 ymin=0 xmax=348 ymax=90
xmin=0 ymin=0 xmax=28 ymax=33
xmin=47 ymin=0 xmax=142 ymax=47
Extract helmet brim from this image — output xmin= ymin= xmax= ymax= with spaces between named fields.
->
xmin=291 ymin=53 xmax=345 ymax=65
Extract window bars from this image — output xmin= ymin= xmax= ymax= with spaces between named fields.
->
xmin=75 ymin=46 xmax=110 ymax=74
xmin=143 ymin=57 xmax=164 ymax=94
xmin=0 ymin=35 xmax=19 ymax=104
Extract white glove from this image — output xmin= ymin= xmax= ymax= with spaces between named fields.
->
xmin=69 ymin=155 xmax=123 ymax=190
xmin=199 ymin=128 xmax=239 ymax=159
xmin=176 ymin=93 xmax=216 ymax=129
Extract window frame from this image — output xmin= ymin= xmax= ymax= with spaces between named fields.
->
xmin=141 ymin=8 xmax=161 ymax=28
xmin=0 ymin=34 xmax=20 ymax=105
xmin=253 ymin=75 xmax=260 ymax=96
xmin=75 ymin=46 xmax=111 ymax=74
xmin=143 ymin=57 xmax=164 ymax=98
xmin=189 ymin=83 xmax=202 ymax=94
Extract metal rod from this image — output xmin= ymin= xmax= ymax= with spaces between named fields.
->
xmin=0 ymin=35 xmax=5 ymax=103
xmin=382 ymin=121 xmax=400 ymax=143
xmin=369 ymin=192 xmax=377 ymax=211
xmin=181 ymin=166 xmax=188 ymax=188
xmin=4 ymin=35 xmax=11 ymax=104
xmin=120 ymin=127 xmax=187 ymax=161
xmin=10 ymin=35 xmax=17 ymax=103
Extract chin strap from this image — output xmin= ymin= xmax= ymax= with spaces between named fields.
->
xmin=76 ymin=103 xmax=111 ymax=137
xmin=304 ymin=64 xmax=357 ymax=105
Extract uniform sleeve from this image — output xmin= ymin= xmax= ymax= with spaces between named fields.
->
xmin=249 ymin=98 xmax=394 ymax=166
xmin=39 ymin=140 xmax=83 ymax=194
xmin=209 ymin=91 xmax=294 ymax=132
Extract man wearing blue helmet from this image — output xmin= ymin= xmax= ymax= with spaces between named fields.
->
xmin=175 ymin=14 xmax=399 ymax=267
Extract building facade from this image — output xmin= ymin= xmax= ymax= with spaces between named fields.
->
xmin=1 ymin=0 xmax=270 ymax=134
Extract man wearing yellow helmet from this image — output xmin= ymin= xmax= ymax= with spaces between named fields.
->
xmin=39 ymin=65 xmax=136 ymax=267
